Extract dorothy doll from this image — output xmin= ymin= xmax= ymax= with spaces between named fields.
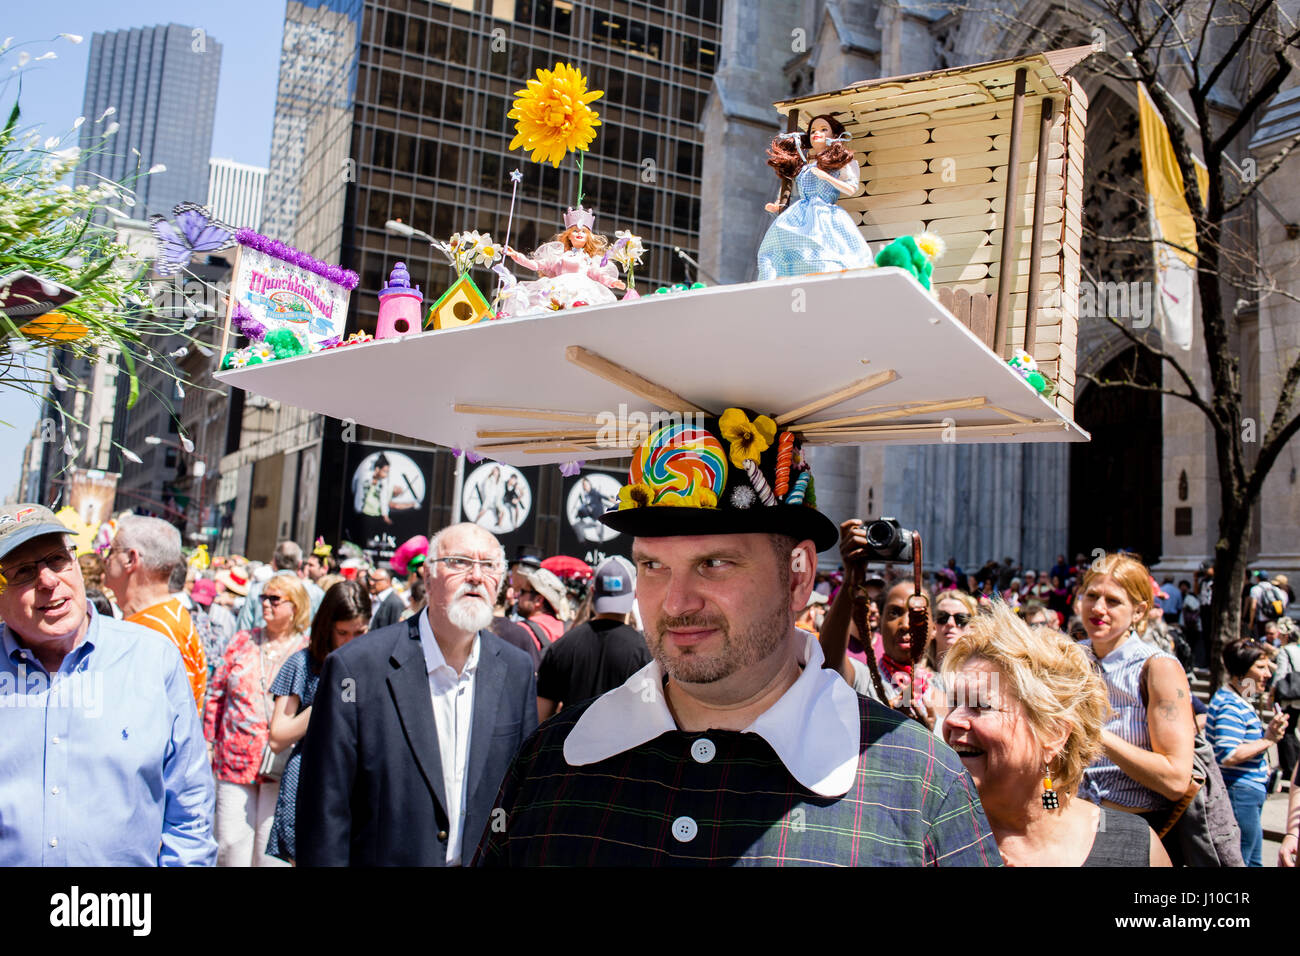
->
xmin=756 ymin=114 xmax=875 ymax=280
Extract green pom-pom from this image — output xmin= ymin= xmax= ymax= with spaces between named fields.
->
xmin=1026 ymin=371 xmax=1047 ymax=393
xmin=265 ymin=328 xmax=307 ymax=359
xmin=220 ymin=351 xmax=235 ymax=370
xmin=873 ymin=236 xmax=931 ymax=290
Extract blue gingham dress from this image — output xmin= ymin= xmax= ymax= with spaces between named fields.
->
xmin=756 ymin=160 xmax=874 ymax=280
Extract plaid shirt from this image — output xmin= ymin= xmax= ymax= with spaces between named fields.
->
xmin=474 ymin=672 xmax=998 ymax=867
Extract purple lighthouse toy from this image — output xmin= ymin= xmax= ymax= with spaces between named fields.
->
xmin=376 ymin=262 xmax=423 ymax=339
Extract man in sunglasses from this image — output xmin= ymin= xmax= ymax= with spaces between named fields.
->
xmin=0 ymin=504 xmax=216 ymax=866
xmin=298 ymin=522 xmax=537 ymax=866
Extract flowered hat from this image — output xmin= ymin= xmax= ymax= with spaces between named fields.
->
xmin=599 ymin=408 xmax=838 ymax=551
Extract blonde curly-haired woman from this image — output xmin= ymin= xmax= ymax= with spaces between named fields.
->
xmin=943 ymin=602 xmax=1171 ymax=866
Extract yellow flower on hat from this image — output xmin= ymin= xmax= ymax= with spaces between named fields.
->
xmin=618 ymin=482 xmax=653 ymax=510
xmin=508 ymin=62 xmax=603 ymax=167
xmin=656 ymin=487 xmax=718 ymax=509
xmin=719 ymin=408 xmax=777 ymax=469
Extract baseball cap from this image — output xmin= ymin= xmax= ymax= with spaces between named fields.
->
xmin=191 ymin=578 xmax=217 ymax=606
xmin=0 ymin=503 xmax=74 ymax=562
xmin=593 ymin=556 xmax=636 ymax=614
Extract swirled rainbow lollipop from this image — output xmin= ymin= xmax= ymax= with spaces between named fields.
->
xmin=631 ymin=424 xmax=728 ymax=505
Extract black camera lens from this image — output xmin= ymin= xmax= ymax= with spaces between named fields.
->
xmin=865 ymin=520 xmax=896 ymax=549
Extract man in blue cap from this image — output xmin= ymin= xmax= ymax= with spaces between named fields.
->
xmin=0 ymin=503 xmax=216 ymax=865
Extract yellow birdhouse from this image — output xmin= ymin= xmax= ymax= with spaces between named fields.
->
xmin=427 ymin=274 xmax=494 ymax=330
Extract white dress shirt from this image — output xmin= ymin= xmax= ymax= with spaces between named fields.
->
xmin=417 ymin=612 xmax=480 ymax=865
xmin=562 ymin=631 xmax=861 ymax=797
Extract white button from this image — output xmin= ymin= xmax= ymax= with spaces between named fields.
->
xmin=51 ymin=736 xmax=60 ymax=745
xmin=690 ymin=738 xmax=716 ymax=764
xmin=51 ymin=786 xmax=59 ymax=795
xmin=49 ymin=837 xmax=58 ymax=847
xmin=671 ymin=816 xmax=698 ymax=843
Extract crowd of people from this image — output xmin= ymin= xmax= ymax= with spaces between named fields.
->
xmin=2 ymin=491 xmax=1297 ymax=869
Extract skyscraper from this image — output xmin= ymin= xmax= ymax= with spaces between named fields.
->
xmin=208 ymin=158 xmax=268 ymax=230
xmin=76 ymin=24 xmax=223 ymax=219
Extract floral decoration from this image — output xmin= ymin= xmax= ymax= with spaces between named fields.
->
xmin=507 ymin=62 xmax=603 ymax=167
xmin=719 ymin=408 xmax=777 ymax=469
xmin=617 ymin=482 xmax=653 ymax=510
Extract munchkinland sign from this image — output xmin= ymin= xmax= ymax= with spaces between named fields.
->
xmin=223 ymin=230 xmax=358 ymax=355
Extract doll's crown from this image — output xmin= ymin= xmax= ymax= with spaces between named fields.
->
xmin=564 ymin=206 xmax=595 ymax=230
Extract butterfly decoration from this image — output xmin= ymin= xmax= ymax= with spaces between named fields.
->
xmin=148 ymin=202 xmax=236 ymax=277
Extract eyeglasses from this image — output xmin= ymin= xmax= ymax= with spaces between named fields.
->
xmin=935 ymin=611 xmax=971 ymax=626
xmin=260 ymin=594 xmax=287 ymax=608
xmin=0 ymin=547 xmax=77 ymax=589
xmin=430 ymin=556 xmax=504 ymax=576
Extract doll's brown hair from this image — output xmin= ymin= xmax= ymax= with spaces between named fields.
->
xmin=767 ymin=114 xmax=854 ymax=179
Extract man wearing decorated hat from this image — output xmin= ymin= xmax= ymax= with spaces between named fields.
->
xmin=0 ymin=504 xmax=216 ymax=865
xmin=475 ymin=411 xmax=997 ymax=866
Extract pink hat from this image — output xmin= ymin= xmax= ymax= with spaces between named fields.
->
xmin=391 ymin=535 xmax=429 ymax=576
xmin=191 ymin=578 xmax=217 ymax=606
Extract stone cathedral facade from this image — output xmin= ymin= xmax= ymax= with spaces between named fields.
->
xmin=699 ymin=0 xmax=1300 ymax=581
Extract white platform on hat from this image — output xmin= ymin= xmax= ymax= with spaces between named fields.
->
xmin=215 ymin=268 xmax=1088 ymax=466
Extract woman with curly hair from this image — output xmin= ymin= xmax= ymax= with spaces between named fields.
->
xmin=756 ymin=113 xmax=874 ymax=279
xmin=943 ymin=601 xmax=1170 ymax=866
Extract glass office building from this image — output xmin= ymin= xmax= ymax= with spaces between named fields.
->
xmin=75 ymin=24 xmax=222 ymax=219
xmin=227 ymin=0 xmax=720 ymax=554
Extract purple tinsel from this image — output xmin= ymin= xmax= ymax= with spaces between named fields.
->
xmin=558 ymin=460 xmax=586 ymax=477
xmin=236 ymin=228 xmax=360 ymax=290
xmin=451 ymin=447 xmax=485 ymax=464
xmin=231 ymin=303 xmax=267 ymax=341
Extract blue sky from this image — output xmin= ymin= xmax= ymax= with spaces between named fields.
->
xmin=2 ymin=1 xmax=287 ymax=497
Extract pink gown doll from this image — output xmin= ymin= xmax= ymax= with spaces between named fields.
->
xmin=499 ymin=206 xmax=625 ymax=317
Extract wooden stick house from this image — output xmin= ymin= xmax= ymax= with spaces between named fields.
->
xmin=772 ymin=46 xmax=1094 ymax=416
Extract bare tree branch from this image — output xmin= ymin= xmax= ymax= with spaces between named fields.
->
xmin=1223 ymin=129 xmax=1300 ymax=214
xmin=1094 ymin=312 xmax=1220 ymax=424
xmin=1199 ymin=0 xmax=1279 ymax=96
xmin=1213 ymin=52 xmax=1293 ymax=155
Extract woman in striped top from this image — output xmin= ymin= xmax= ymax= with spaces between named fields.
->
xmin=1076 ymin=554 xmax=1195 ymax=859
xmin=1207 ymin=639 xmax=1290 ymax=867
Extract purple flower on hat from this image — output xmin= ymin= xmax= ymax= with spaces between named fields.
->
xmin=559 ymin=460 xmax=585 ymax=477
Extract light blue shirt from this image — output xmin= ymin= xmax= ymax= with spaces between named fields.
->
xmin=0 ymin=606 xmax=217 ymax=866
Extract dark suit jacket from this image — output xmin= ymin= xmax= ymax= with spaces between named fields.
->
xmin=296 ymin=616 xmax=537 ymax=866
xmin=370 ymin=590 xmax=406 ymax=631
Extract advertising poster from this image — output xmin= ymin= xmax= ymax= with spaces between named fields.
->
xmin=462 ymin=462 xmax=540 ymax=561
xmin=557 ymin=467 xmax=631 ymax=566
xmin=343 ymin=445 xmax=434 ymax=567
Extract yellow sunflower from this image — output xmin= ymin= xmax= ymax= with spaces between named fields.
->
xmin=508 ymin=62 xmax=603 ymax=167
xmin=618 ymin=482 xmax=653 ymax=510
xmin=655 ymin=487 xmax=718 ymax=509
xmin=719 ymin=408 xmax=777 ymax=469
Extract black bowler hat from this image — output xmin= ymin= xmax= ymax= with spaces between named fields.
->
xmin=598 ymin=407 xmax=838 ymax=552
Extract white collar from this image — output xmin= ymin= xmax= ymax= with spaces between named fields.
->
xmin=563 ymin=631 xmax=861 ymax=797
xmin=418 ymin=610 xmax=480 ymax=677
xmin=374 ymin=587 xmax=394 ymax=603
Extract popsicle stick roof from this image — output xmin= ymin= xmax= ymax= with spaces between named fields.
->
xmin=772 ymin=46 xmax=1097 ymax=119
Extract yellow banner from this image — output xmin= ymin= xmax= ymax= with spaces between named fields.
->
xmin=1138 ymin=83 xmax=1209 ymax=270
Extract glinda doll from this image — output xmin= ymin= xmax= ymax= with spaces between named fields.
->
xmin=755 ymin=114 xmax=874 ymax=280
xmin=500 ymin=206 xmax=626 ymax=316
